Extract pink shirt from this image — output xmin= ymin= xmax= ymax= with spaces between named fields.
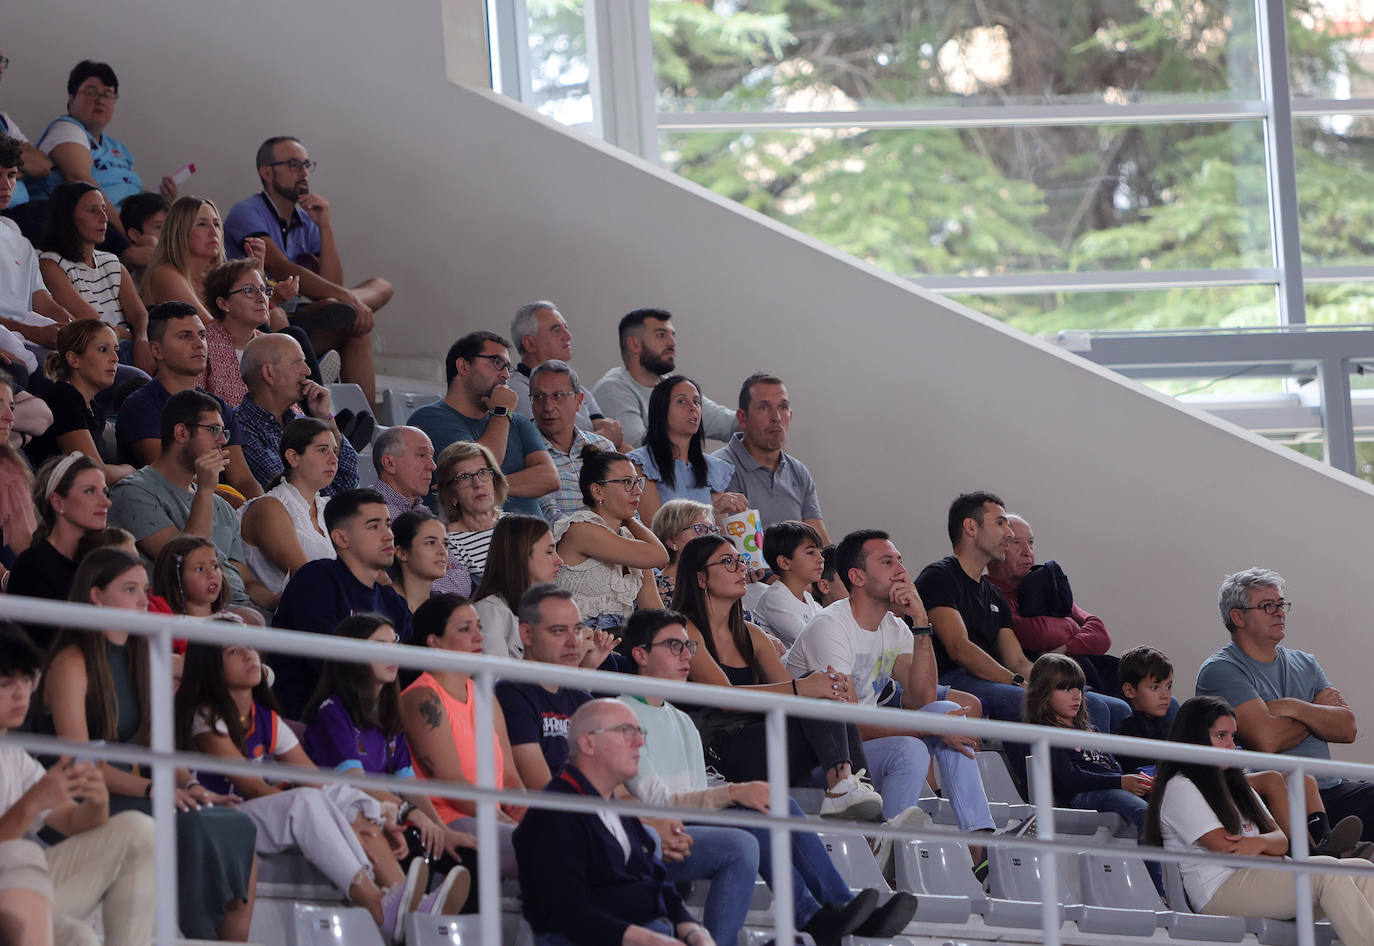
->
xmin=403 ymin=672 xmax=504 ymax=823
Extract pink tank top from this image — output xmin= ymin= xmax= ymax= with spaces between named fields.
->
xmin=404 ymin=672 xmax=504 ymax=823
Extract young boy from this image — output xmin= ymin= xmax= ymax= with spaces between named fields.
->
xmin=753 ymin=520 xmax=826 ymax=646
xmin=0 ymin=621 xmax=157 ymax=946
xmin=809 ymin=543 xmax=848 ymax=608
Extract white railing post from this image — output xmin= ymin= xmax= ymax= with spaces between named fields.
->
xmin=1031 ymin=737 xmax=1061 ymax=946
xmin=1287 ymin=766 xmax=1316 ymax=946
xmin=148 ymin=622 xmax=178 ymax=944
xmin=765 ymin=707 xmax=794 ymax=946
xmin=472 ymin=668 xmax=502 ymax=945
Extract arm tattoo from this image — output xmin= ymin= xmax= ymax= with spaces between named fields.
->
xmin=419 ymin=695 xmax=445 ymax=731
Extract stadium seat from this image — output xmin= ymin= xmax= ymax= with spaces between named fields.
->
xmin=381 ymin=389 xmax=441 ymax=427
xmin=1161 ymin=859 xmax=1330 ymax=946
xmin=288 ymin=903 xmax=384 ymax=945
xmin=893 ymin=836 xmax=1045 ymax=929
xmin=1081 ymin=852 xmax=1245 ymax=942
xmin=816 ymin=830 xmax=894 ymax=900
xmin=329 ymin=383 xmax=380 ymax=445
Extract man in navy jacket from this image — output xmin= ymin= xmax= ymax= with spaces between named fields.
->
xmin=513 ymin=699 xmax=715 ymax=946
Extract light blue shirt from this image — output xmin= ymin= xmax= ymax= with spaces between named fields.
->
xmin=628 ymin=446 xmax=733 ymax=506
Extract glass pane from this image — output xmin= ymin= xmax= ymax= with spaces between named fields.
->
xmin=1303 ymin=281 xmax=1374 ymax=323
xmin=528 ymin=0 xmax=593 ymax=128
xmin=1294 ymin=117 xmax=1374 ymax=266
xmin=948 ymin=286 xmax=1277 ymax=335
xmin=652 ymin=0 xmax=1259 ymax=113
xmin=1288 ymin=0 xmax=1374 ymax=99
xmin=662 ymin=122 xmax=1272 ymax=277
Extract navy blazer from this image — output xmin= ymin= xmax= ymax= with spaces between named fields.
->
xmin=513 ymin=765 xmax=692 ymax=944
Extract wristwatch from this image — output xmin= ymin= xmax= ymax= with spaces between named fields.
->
xmin=911 ymin=623 xmax=933 ymax=637
xmin=489 ymin=405 xmax=510 ymax=417
xmin=1010 ymin=673 xmax=1026 ymax=687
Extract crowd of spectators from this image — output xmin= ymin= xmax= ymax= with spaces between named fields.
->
xmin=2 ymin=53 xmax=1373 ymax=946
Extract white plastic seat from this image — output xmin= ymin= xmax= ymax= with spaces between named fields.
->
xmin=890 ymin=838 xmax=976 ymax=924
xmin=381 ymin=389 xmax=441 ymax=426
xmin=404 ymin=913 xmax=483 ymax=944
xmin=289 ymin=903 xmax=384 ymax=945
xmin=1079 ymin=851 xmax=1247 ymax=941
xmin=989 ymin=844 xmax=1155 ymax=934
xmin=329 ymin=382 xmax=380 ymax=445
xmin=816 ymin=831 xmax=893 ymax=898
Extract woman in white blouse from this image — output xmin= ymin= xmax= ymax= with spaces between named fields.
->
xmin=239 ymin=417 xmax=338 ymax=601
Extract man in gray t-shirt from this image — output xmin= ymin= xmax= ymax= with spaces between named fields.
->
xmin=1196 ymin=566 xmax=1374 ymax=838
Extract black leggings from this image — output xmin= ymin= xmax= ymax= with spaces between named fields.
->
xmin=707 ymin=715 xmax=868 ymax=786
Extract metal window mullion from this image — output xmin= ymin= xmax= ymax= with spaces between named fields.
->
xmin=586 ymin=0 xmax=658 ymax=158
xmin=489 ymin=0 xmax=533 ymax=102
xmin=1256 ymin=0 xmax=1307 ymax=326
xmin=919 ymin=267 xmax=1280 ymax=295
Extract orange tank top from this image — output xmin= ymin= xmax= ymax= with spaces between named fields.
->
xmin=404 ymin=672 xmax=504 ymax=823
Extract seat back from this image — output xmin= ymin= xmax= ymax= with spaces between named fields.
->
xmin=990 ymin=845 xmax=1077 ymax=903
xmin=404 ymin=914 xmax=483 ymax=944
xmin=977 ymin=750 xmax=1027 ymax=805
xmin=817 ymin=830 xmax=893 ymax=892
xmin=381 ymin=389 xmax=441 ymax=426
xmin=1162 ymin=858 xmax=1194 ymax=912
xmin=893 ymin=838 xmax=984 ymax=900
xmin=290 ymin=903 xmax=385 ymax=946
xmin=1079 ymin=852 xmax=1164 ymax=911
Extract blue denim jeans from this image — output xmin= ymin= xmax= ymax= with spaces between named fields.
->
xmin=737 ymin=797 xmax=853 ymax=927
xmin=536 ymin=916 xmax=673 ymax=946
xmin=862 ymin=701 xmax=997 ymax=828
xmin=662 ymin=825 xmax=759 ymax=946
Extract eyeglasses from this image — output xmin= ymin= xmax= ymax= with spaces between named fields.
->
xmin=598 ymin=476 xmax=647 ymax=492
xmin=471 ymin=353 xmax=514 ymax=374
xmin=266 ymin=158 xmax=317 ymax=173
xmin=687 ymin=523 xmax=720 ymax=537
xmin=192 ymin=423 xmax=227 ymax=440
xmin=227 ymin=285 xmax=271 ymax=300
xmin=705 ymin=554 xmax=746 ymax=572
xmin=1237 ymin=600 xmax=1293 ymax=616
xmin=645 ymin=638 xmax=698 ymax=657
xmin=76 ymin=87 xmax=118 ymax=102
xmin=447 ymin=467 xmax=496 ymax=488
xmin=587 ymin=723 xmax=647 ymax=741
xmin=530 ymin=391 xmax=578 ymax=404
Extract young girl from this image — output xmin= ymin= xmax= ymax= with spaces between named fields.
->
xmin=389 ymin=510 xmax=451 ymax=613
xmin=304 ymin=614 xmax=473 ymax=915
xmin=470 ymin=513 xmax=563 ymax=658
xmin=1146 ymin=696 xmax=1374 ymax=942
xmin=1026 ymin=654 xmax=1152 ymax=836
xmin=43 ymin=548 xmax=258 ymax=941
xmin=176 ymin=641 xmax=431 ymax=943
xmin=153 ymin=535 xmax=232 ymax=618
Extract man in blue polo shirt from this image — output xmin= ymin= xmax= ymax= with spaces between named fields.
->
xmin=223 ymin=136 xmax=390 ymax=404
xmin=408 ymin=331 xmax=558 ymax=520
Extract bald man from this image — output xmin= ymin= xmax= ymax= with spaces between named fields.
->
xmin=513 ymin=700 xmax=716 ymax=946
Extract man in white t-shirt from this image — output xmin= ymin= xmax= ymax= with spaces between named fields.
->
xmin=786 ymin=528 xmax=996 ymax=852
xmin=0 ymin=623 xmax=156 ymax=946
xmin=0 ymin=137 xmax=70 ymax=368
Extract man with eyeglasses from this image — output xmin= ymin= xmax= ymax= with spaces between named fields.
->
xmin=30 ymin=61 xmax=177 ymax=252
xmin=115 ymin=301 xmax=264 ymax=501
xmin=410 ymin=330 xmax=557 ymax=520
xmin=509 ymin=301 xmax=628 ymax=450
xmin=223 ymin=136 xmax=391 ymax=403
xmin=108 ymin=389 xmax=270 ymax=623
xmin=514 ymin=697 xmax=718 ymax=946
xmin=529 ymin=360 xmax=616 ymax=522
xmin=1198 ymin=567 xmax=1374 ymax=839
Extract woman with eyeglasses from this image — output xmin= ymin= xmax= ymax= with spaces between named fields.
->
xmin=650 ymin=498 xmax=717 ymax=607
xmin=552 ymin=446 xmax=668 ymax=631
xmin=435 ymin=440 xmax=506 ymax=582
xmin=671 ymin=535 xmax=883 ymax=821
xmin=199 ymin=258 xmax=303 ymax=408
xmin=37 ymin=180 xmax=154 ymax=375
xmin=470 ymin=514 xmax=564 ymax=658
xmin=630 ymin=376 xmax=747 ymax=526
xmin=24 ymin=320 xmax=136 ymax=483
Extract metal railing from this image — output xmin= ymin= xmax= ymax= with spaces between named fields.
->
xmin=2 ymin=593 xmax=1369 ymax=946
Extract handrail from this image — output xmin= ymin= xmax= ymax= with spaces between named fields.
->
xmin=0 ymin=594 xmax=1356 ymax=946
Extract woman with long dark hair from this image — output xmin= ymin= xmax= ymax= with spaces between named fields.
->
xmin=671 ymin=534 xmax=880 ymax=820
xmin=629 ymin=375 xmax=745 ymax=525
xmin=471 ymin=513 xmax=563 ymax=658
xmin=1146 ymin=696 xmax=1374 ymax=941
xmin=43 ymin=548 xmax=259 ymax=941
xmin=37 ymin=180 xmax=152 ymax=374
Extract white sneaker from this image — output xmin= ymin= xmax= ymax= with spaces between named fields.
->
xmin=869 ymin=804 xmax=929 ymax=879
xmin=319 ymin=348 xmax=342 ymax=386
xmin=819 ymin=768 xmax=883 ymax=822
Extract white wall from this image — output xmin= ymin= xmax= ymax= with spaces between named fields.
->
xmin=10 ymin=2 xmax=1374 ymax=763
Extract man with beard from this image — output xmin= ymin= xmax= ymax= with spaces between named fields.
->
xmin=409 ymin=330 xmax=557 ymax=519
xmin=593 ymin=308 xmax=737 ymax=447
xmin=223 ymin=136 xmax=389 ymax=402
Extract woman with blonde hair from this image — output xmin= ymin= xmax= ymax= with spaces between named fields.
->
xmin=435 ymin=440 xmax=507 ymax=582
xmin=649 ymin=498 xmax=716 ymax=606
